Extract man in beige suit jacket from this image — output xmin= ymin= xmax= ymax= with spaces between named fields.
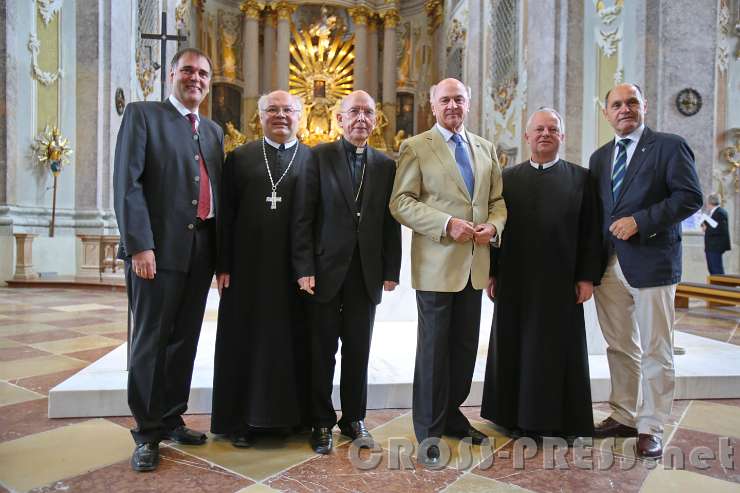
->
xmin=390 ymin=78 xmax=506 ymax=466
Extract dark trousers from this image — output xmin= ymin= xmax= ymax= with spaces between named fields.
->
xmin=413 ymin=280 xmax=482 ymax=442
xmin=126 ymin=221 xmax=215 ymax=444
xmin=706 ymin=250 xmax=725 ymax=275
xmin=307 ymin=249 xmax=376 ymax=428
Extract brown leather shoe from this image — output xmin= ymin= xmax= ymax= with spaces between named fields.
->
xmin=637 ymin=434 xmax=662 ymax=458
xmin=593 ymin=417 xmax=637 ymax=438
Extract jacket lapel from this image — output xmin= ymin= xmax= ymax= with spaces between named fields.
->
xmin=614 ymin=127 xmax=656 ymax=206
xmin=359 ymin=146 xmax=376 ymax=223
xmin=328 ymin=139 xmax=359 ymax=221
xmin=427 ymin=129 xmax=471 ymax=201
xmin=468 ymin=132 xmax=485 ymax=202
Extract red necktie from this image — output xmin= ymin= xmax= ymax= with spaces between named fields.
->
xmin=187 ymin=113 xmax=211 ymax=220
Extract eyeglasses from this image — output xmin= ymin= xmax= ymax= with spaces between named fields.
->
xmin=343 ymin=108 xmax=376 ymax=119
xmin=261 ymin=106 xmax=298 ymax=116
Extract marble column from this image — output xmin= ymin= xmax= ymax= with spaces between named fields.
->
xmin=425 ymin=0 xmax=443 ymax=84
xmin=76 ymin=0 xmax=107 ymax=213
xmin=275 ymin=2 xmax=295 ymax=91
xmin=241 ymin=0 xmax=261 ymax=137
xmin=262 ymin=9 xmax=276 ymax=92
xmin=188 ymin=0 xmax=205 ymax=49
xmin=367 ymin=16 xmax=379 ymax=99
xmin=349 ymin=7 xmax=371 ymax=91
xmin=381 ymin=9 xmax=400 ymax=145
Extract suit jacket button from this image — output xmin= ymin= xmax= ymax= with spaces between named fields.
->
xmin=192 ymin=199 xmax=198 ymax=205
xmin=194 ymin=176 xmax=200 ymax=182
xmin=188 ymin=224 xmax=194 ymax=230
xmin=193 ymin=134 xmax=199 ymax=141
xmin=194 ymin=154 xmax=200 ymax=161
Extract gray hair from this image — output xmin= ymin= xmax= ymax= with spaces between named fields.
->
xmin=526 ymin=106 xmax=565 ymax=134
xmin=257 ymin=92 xmax=303 ymax=113
xmin=707 ymin=193 xmax=721 ymax=206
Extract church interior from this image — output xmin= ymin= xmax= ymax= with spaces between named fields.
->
xmin=1 ymin=0 xmax=740 ymax=491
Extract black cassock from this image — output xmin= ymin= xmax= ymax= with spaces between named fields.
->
xmin=481 ymin=160 xmax=601 ymax=437
xmin=211 ymin=140 xmax=312 ymax=434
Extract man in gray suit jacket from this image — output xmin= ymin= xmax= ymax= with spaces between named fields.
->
xmin=113 ymin=48 xmax=224 ymax=472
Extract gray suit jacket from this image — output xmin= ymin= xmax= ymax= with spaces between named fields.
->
xmin=113 ymin=100 xmax=224 ymax=272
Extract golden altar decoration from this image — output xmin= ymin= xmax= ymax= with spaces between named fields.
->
xmin=289 ymin=8 xmax=354 ymax=146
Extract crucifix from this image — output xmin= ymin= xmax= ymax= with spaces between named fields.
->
xmin=141 ymin=11 xmax=187 ymax=101
xmin=266 ymin=190 xmax=282 ymax=210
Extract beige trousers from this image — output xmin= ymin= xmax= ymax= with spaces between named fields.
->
xmin=594 ymin=256 xmax=677 ymax=436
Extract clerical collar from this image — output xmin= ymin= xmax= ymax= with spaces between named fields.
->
xmin=168 ymin=94 xmax=199 ymax=121
xmin=614 ymin=123 xmax=644 ymax=146
xmin=529 ymin=156 xmax=559 ymax=170
xmin=435 ymin=123 xmax=469 ymax=144
xmin=341 ymin=137 xmax=367 ymax=155
xmin=264 ymin=136 xmax=298 ymax=150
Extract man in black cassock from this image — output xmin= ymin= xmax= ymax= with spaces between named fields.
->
xmin=211 ymin=90 xmax=313 ymax=447
xmin=293 ymin=90 xmax=402 ymax=455
xmin=481 ymin=108 xmax=601 ymax=440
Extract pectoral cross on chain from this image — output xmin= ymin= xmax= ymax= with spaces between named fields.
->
xmin=266 ymin=190 xmax=282 ymax=210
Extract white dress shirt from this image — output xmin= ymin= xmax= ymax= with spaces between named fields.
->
xmin=611 ymin=123 xmax=645 ymax=170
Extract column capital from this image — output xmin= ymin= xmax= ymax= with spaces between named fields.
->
xmin=193 ymin=0 xmax=206 ymax=13
xmin=240 ymin=0 xmax=264 ymax=19
xmin=274 ymin=1 xmax=297 ymax=21
xmin=424 ymin=0 xmax=443 ymax=33
xmin=381 ymin=9 xmax=400 ymax=29
xmin=262 ymin=6 xmax=277 ymax=27
xmin=348 ymin=6 xmax=373 ymax=26
xmin=367 ymin=14 xmax=381 ymax=33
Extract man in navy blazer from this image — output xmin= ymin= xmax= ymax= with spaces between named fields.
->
xmin=114 ymin=48 xmax=223 ymax=472
xmin=589 ymin=83 xmax=702 ymax=458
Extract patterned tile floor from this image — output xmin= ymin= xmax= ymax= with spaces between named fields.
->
xmin=0 ymin=287 xmax=738 ymax=492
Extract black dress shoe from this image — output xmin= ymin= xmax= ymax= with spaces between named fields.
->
xmin=131 ymin=442 xmax=159 ymax=472
xmin=446 ymin=426 xmax=489 ymax=445
xmin=231 ymin=431 xmax=252 ymax=448
xmin=162 ymin=425 xmax=207 ymax=445
xmin=593 ymin=417 xmax=637 ymax=439
xmin=418 ymin=444 xmax=441 ymax=468
xmin=339 ymin=420 xmax=373 ymax=446
xmin=310 ymin=427 xmax=333 ymax=454
xmin=637 ymin=433 xmax=663 ymax=458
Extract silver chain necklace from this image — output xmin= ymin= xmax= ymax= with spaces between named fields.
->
xmin=262 ymin=137 xmax=299 ymax=210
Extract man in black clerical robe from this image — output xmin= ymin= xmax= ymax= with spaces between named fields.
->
xmin=211 ymin=90 xmax=313 ymax=447
xmin=481 ymin=108 xmax=601 ymax=439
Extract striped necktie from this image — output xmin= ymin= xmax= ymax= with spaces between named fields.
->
xmin=611 ymin=138 xmax=631 ymax=199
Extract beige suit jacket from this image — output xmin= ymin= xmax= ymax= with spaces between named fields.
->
xmin=390 ymin=126 xmax=506 ymax=292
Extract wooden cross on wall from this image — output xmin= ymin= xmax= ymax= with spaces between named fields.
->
xmin=141 ymin=12 xmax=187 ymax=101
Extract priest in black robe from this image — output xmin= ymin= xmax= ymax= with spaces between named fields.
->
xmin=211 ymin=90 xmax=313 ymax=447
xmin=481 ymin=108 xmax=601 ymax=439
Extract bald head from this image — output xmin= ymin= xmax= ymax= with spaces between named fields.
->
xmin=258 ymin=90 xmax=302 ymax=143
xmin=430 ymin=78 xmax=470 ymax=132
xmin=338 ymin=90 xmax=377 ymax=146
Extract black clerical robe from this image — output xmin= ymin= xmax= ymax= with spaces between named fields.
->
xmin=481 ymin=160 xmax=601 ymax=437
xmin=211 ymin=139 xmax=313 ymax=433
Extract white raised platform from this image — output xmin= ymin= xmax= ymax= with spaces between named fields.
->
xmin=49 ymin=289 xmax=740 ymax=418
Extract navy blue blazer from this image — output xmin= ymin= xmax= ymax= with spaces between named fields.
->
xmin=589 ymin=126 xmax=702 ymax=288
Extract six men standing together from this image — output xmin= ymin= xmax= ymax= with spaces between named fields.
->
xmin=114 ymin=48 xmax=704 ymax=472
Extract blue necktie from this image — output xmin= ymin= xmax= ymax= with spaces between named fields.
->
xmin=611 ymin=138 xmax=631 ymax=199
xmin=450 ymin=133 xmax=475 ymax=197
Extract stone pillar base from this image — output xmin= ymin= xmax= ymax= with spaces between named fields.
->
xmin=77 ymin=235 xmax=102 ymax=280
xmin=13 ymin=233 xmax=39 ymax=280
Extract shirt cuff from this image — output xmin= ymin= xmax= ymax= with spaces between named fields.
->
xmin=442 ymin=215 xmax=452 ymax=237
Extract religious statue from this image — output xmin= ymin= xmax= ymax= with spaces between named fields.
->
xmin=393 ymin=130 xmax=408 ymax=152
xmin=368 ymin=102 xmax=389 ymax=150
xmin=224 ymin=122 xmax=247 ymax=154
xmin=720 ymin=128 xmax=740 ymax=192
xmin=248 ymin=111 xmax=264 ymax=140
xmin=397 ymin=23 xmax=412 ymax=86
